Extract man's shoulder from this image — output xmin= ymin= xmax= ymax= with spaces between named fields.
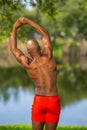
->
xmin=41 ymin=55 xmax=49 ymax=61
xmin=41 ymin=55 xmax=55 ymax=64
xmin=41 ymin=55 xmax=54 ymax=59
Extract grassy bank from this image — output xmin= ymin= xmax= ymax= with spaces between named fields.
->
xmin=0 ymin=125 xmax=87 ymax=130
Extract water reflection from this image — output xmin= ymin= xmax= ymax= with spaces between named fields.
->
xmin=58 ymin=63 xmax=87 ymax=107
xmin=0 ymin=66 xmax=34 ymax=103
xmin=0 ymin=65 xmax=87 ymax=125
xmin=0 ymin=87 xmax=34 ymax=124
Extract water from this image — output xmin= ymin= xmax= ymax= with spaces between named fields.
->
xmin=59 ymin=99 xmax=87 ymax=126
xmin=0 ymin=66 xmax=87 ymax=125
xmin=0 ymin=87 xmax=34 ymax=124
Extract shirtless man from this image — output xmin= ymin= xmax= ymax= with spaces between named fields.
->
xmin=10 ymin=17 xmax=61 ymax=130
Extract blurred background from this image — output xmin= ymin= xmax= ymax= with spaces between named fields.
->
xmin=0 ymin=0 xmax=87 ymax=126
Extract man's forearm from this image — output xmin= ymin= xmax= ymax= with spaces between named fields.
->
xmin=10 ymin=18 xmax=23 ymax=51
xmin=27 ymin=19 xmax=48 ymax=36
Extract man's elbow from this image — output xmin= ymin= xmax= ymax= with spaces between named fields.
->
xmin=10 ymin=47 xmax=16 ymax=54
xmin=10 ymin=47 xmax=13 ymax=52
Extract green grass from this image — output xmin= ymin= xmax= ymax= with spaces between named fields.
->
xmin=0 ymin=125 xmax=87 ymax=130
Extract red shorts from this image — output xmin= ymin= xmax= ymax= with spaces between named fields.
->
xmin=31 ymin=95 xmax=61 ymax=123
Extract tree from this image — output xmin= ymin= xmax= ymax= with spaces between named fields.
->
xmin=29 ymin=0 xmax=87 ymax=39
xmin=0 ymin=0 xmax=22 ymax=43
xmin=55 ymin=0 xmax=87 ymax=39
xmin=0 ymin=0 xmax=87 ymax=45
xmin=0 ymin=0 xmax=38 ymax=44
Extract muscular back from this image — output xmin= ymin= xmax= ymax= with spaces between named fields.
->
xmin=26 ymin=56 xmax=58 ymax=96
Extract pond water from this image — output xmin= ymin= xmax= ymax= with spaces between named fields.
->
xmin=0 ymin=65 xmax=87 ymax=126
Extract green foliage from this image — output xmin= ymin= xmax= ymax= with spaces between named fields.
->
xmin=0 ymin=0 xmax=21 ymax=42
xmin=0 ymin=0 xmax=87 ymax=45
xmin=0 ymin=0 xmax=37 ymax=44
xmin=34 ymin=0 xmax=87 ymax=41
xmin=55 ymin=0 xmax=87 ymax=38
xmin=0 ymin=125 xmax=87 ymax=130
xmin=53 ymin=42 xmax=64 ymax=60
xmin=0 ymin=125 xmax=32 ymax=130
xmin=29 ymin=0 xmax=58 ymax=18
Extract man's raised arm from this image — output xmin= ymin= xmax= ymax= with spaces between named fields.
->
xmin=18 ymin=17 xmax=53 ymax=58
xmin=10 ymin=20 xmax=30 ymax=68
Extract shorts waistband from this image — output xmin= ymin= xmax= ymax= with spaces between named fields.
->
xmin=35 ymin=95 xmax=60 ymax=98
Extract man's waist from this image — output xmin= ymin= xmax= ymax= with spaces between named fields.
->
xmin=35 ymin=87 xmax=58 ymax=96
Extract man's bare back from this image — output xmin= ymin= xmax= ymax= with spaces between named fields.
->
xmin=27 ymin=56 xmax=58 ymax=96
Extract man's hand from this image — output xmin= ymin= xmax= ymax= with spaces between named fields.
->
xmin=13 ymin=17 xmax=25 ymax=29
xmin=13 ymin=19 xmax=22 ymax=29
xmin=13 ymin=17 xmax=29 ymax=29
xmin=18 ymin=17 xmax=29 ymax=24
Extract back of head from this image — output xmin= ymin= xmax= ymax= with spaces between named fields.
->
xmin=26 ymin=39 xmax=40 ymax=53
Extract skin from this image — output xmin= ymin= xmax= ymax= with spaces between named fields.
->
xmin=10 ymin=17 xmax=58 ymax=130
